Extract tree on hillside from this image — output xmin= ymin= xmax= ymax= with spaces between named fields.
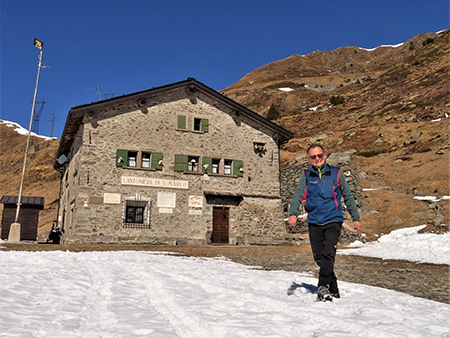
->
xmin=266 ymin=104 xmax=280 ymax=120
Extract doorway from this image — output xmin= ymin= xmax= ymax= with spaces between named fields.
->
xmin=212 ymin=207 xmax=229 ymax=244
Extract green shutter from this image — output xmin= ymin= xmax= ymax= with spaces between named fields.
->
xmin=174 ymin=154 xmax=188 ymax=172
xmin=116 ymin=149 xmax=128 ymax=167
xmin=233 ymin=160 xmax=244 ymax=177
xmin=151 ymin=152 xmax=163 ymax=170
xmin=177 ymin=115 xmax=186 ymax=129
xmin=201 ymin=156 xmax=212 ymax=174
xmin=201 ymin=118 xmax=209 ymax=133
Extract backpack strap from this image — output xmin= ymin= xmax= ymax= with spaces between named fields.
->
xmin=336 ymin=168 xmax=342 ymax=192
xmin=301 ymin=171 xmax=308 ymax=204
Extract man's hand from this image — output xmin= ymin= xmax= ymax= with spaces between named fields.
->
xmin=353 ymin=221 xmax=362 ymax=231
xmin=288 ymin=215 xmax=297 ymax=227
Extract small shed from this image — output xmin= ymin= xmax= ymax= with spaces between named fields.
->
xmin=1 ymin=195 xmax=44 ymax=241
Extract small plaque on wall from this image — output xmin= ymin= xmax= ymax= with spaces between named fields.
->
xmin=157 ymin=191 xmax=176 ymax=208
xmin=189 ymin=195 xmax=203 ymax=208
xmin=189 ymin=209 xmax=202 ymax=215
xmin=103 ymin=193 xmax=121 ymax=204
xmin=159 ymin=208 xmax=173 ymax=214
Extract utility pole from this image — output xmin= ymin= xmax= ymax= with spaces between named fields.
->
xmin=31 ymin=100 xmax=48 ymax=134
xmin=49 ymin=111 xmax=57 ymax=138
xmin=29 ymin=100 xmax=48 ymax=153
xmin=9 ymin=38 xmax=45 ymax=243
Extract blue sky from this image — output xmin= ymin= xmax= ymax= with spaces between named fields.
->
xmin=1 ymin=0 xmax=448 ymax=138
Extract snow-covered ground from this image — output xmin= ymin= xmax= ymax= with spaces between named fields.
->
xmin=339 ymin=224 xmax=450 ymax=265
xmin=0 ymin=225 xmax=449 ymax=337
xmin=0 ymin=119 xmax=56 ymax=141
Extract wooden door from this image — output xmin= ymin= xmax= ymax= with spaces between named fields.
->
xmin=212 ymin=207 xmax=229 ymax=244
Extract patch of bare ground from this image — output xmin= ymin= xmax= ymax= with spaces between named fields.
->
xmin=355 ymin=149 xmax=449 ymax=241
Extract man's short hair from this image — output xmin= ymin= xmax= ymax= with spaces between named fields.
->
xmin=307 ymin=143 xmax=325 ymax=156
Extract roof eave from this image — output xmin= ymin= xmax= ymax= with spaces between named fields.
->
xmin=53 ymin=78 xmax=294 ymax=168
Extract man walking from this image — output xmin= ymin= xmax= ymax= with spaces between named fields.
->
xmin=288 ymin=144 xmax=362 ymax=301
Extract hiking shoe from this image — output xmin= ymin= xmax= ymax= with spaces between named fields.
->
xmin=330 ymin=288 xmax=340 ymax=299
xmin=317 ymin=285 xmax=332 ymax=302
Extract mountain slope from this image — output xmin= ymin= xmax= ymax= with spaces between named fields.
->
xmin=0 ymin=121 xmax=60 ymax=238
xmin=222 ymin=29 xmax=449 ymax=239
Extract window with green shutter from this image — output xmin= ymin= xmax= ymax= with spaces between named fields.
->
xmin=193 ymin=118 xmax=209 ymax=133
xmin=151 ymin=152 xmax=163 ymax=170
xmin=201 ymin=156 xmax=212 ymax=174
xmin=177 ymin=115 xmax=186 ymax=129
xmin=117 ymin=149 xmax=164 ymax=170
xmin=233 ymin=160 xmax=244 ymax=177
xmin=200 ymin=119 xmax=209 ymax=133
xmin=116 ymin=149 xmax=128 ymax=167
xmin=174 ymin=154 xmax=188 ymax=172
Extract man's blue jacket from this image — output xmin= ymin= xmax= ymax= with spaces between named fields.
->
xmin=289 ymin=162 xmax=360 ymax=225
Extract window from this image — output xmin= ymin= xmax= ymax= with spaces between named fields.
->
xmin=175 ymin=155 xmax=243 ymax=176
xmin=126 ymin=205 xmax=144 ymax=223
xmin=177 ymin=115 xmax=209 ymax=133
xmin=116 ymin=149 xmax=163 ymax=170
xmin=193 ymin=118 xmax=201 ymax=131
xmin=128 ymin=151 xmax=137 ymax=167
xmin=174 ymin=155 xmax=205 ymax=173
xmin=123 ymin=195 xmax=151 ymax=229
xmin=141 ymin=152 xmax=151 ymax=168
xmin=224 ymin=159 xmax=244 ymax=177
xmin=187 ymin=156 xmax=199 ymax=172
xmin=212 ymin=159 xmax=220 ymax=174
xmin=224 ymin=160 xmax=232 ymax=175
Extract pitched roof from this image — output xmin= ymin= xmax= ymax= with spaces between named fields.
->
xmin=54 ymin=78 xmax=294 ymax=169
xmin=0 ymin=195 xmax=45 ymax=209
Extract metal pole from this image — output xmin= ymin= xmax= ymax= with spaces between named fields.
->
xmin=14 ymin=48 xmax=43 ymax=223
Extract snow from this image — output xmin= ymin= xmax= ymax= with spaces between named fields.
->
xmin=0 ymin=119 xmax=56 ymax=141
xmin=359 ymin=42 xmax=405 ymax=52
xmin=339 ymin=225 xmax=450 ymax=265
xmin=358 ymin=29 xmax=444 ymax=52
xmin=0 ymin=249 xmax=449 ymax=337
xmin=413 ymin=195 xmax=450 ymax=202
xmin=278 ymin=87 xmax=293 ymax=92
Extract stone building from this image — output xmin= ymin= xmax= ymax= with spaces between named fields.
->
xmin=54 ymin=78 xmax=293 ymax=245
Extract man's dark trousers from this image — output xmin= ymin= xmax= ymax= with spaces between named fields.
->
xmin=308 ymin=221 xmax=342 ymax=293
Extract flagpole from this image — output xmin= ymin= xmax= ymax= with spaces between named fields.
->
xmin=10 ymin=40 xmax=44 ymax=241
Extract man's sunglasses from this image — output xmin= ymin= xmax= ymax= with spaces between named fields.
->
xmin=309 ymin=153 xmax=324 ymax=160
